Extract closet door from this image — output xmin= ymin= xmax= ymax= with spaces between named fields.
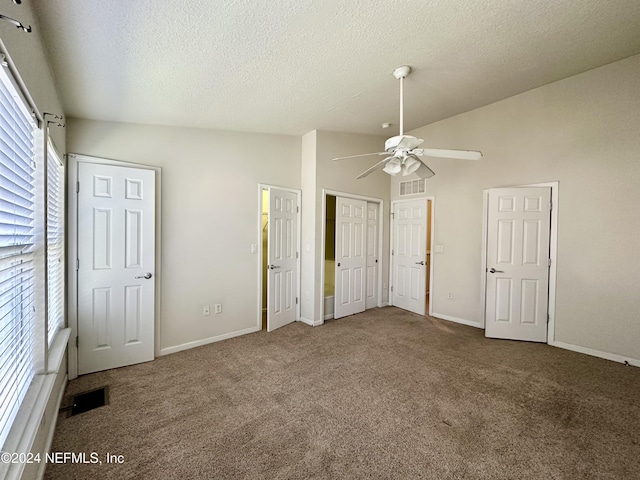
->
xmin=365 ymin=202 xmax=379 ymax=309
xmin=334 ymin=197 xmax=367 ymax=319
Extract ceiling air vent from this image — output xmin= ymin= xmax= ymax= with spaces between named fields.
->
xmin=399 ymin=179 xmax=426 ymax=196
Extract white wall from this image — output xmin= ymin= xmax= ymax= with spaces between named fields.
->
xmin=391 ymin=54 xmax=640 ymax=362
xmin=299 ymin=130 xmax=390 ymax=323
xmin=67 ymin=119 xmax=301 ymax=352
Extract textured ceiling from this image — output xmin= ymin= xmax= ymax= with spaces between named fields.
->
xmin=32 ymin=0 xmax=640 ymax=136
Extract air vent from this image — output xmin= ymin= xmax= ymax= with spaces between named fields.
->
xmin=66 ymin=386 xmax=110 ymax=416
xmin=399 ymin=179 xmax=426 ymax=196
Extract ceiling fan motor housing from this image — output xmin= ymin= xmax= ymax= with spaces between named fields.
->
xmin=384 ymin=135 xmax=424 ymax=152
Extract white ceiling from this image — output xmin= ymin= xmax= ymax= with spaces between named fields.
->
xmin=33 ymin=0 xmax=640 ymax=136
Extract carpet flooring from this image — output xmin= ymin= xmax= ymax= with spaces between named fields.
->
xmin=45 ymin=307 xmax=640 ymax=479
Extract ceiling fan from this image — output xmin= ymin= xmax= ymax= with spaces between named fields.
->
xmin=333 ymin=65 xmax=482 ymax=179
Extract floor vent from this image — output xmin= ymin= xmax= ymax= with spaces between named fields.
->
xmin=399 ymin=178 xmax=426 ymax=196
xmin=68 ymin=386 xmax=109 ymax=416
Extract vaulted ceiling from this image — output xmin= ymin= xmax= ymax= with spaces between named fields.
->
xmin=33 ymin=0 xmax=640 ymax=135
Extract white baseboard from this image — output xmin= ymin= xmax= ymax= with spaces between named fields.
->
xmin=551 ymin=340 xmax=640 ymax=367
xmin=158 ymin=326 xmax=260 ymax=356
xmin=430 ymin=312 xmax=482 ymax=329
xmin=323 ymin=313 xmax=334 ymax=320
xmin=299 ymin=316 xmax=314 ymax=326
xmin=381 ymin=302 xmax=390 ymax=307
xmin=299 ymin=316 xmax=324 ymax=327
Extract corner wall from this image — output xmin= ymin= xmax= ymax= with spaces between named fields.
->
xmin=390 ymin=54 xmax=640 ymax=362
xmin=300 ymin=130 xmax=390 ymax=324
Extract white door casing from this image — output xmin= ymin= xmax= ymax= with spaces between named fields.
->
xmin=77 ymin=163 xmax=155 ymax=374
xmin=392 ymin=199 xmax=427 ymax=316
xmin=334 ymin=197 xmax=367 ymax=319
xmin=485 ymin=187 xmax=551 ymax=342
xmin=366 ymin=202 xmax=379 ymax=309
xmin=267 ymin=188 xmax=298 ymax=332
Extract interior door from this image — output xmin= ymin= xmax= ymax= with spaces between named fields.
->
xmin=365 ymin=202 xmax=379 ymax=309
xmin=77 ymin=162 xmax=155 ymax=374
xmin=267 ymin=188 xmax=298 ymax=332
xmin=485 ymin=187 xmax=551 ymax=342
xmin=392 ymin=199 xmax=427 ymax=315
xmin=334 ymin=197 xmax=366 ymax=319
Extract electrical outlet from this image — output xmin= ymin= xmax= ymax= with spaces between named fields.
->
xmin=435 ymin=245 xmax=444 ymax=253
xmin=250 ymin=243 xmax=257 ymax=253
xmin=447 ymin=292 xmax=453 ymax=299
xmin=214 ymin=304 xmax=222 ymax=314
xmin=203 ymin=305 xmax=210 ymax=316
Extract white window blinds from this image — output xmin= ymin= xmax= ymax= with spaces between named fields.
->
xmin=47 ymin=141 xmax=64 ymax=347
xmin=0 ymin=64 xmax=37 ymax=447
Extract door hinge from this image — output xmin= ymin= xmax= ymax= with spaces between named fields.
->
xmin=76 ymin=336 xmax=79 ymax=348
xmin=391 ymin=250 xmax=394 ymax=255
xmin=547 ymin=314 xmax=550 ymax=323
xmin=296 ymin=251 xmax=299 ymax=259
xmin=76 ymin=259 xmax=79 ymax=271
xmin=296 ymin=297 xmax=298 ymax=305
xmin=391 ymin=212 xmax=395 ymax=219
xmin=76 ymin=181 xmax=80 ymax=193
xmin=548 ymin=258 xmax=552 ymax=267
xmin=297 ymin=206 xmax=299 ymax=213
xmin=549 ymin=201 xmax=552 ymax=211
xmin=390 ymin=285 xmax=393 ymax=292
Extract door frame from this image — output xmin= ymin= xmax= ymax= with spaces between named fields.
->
xmin=67 ymin=154 xmax=162 ymax=380
xmin=389 ymin=197 xmax=435 ymax=315
xmin=257 ymin=184 xmax=301 ymax=330
xmin=480 ymin=181 xmax=558 ymax=342
xmin=320 ymin=189 xmax=383 ymax=323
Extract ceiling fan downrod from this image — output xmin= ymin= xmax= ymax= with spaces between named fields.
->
xmin=393 ymin=65 xmax=411 ymax=136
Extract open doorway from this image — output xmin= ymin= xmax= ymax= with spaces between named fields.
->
xmin=389 ymin=196 xmax=434 ymax=317
xmin=258 ymin=185 xmax=301 ymax=332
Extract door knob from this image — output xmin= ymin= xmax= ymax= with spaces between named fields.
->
xmin=415 ymin=261 xmax=425 ymax=265
xmin=337 ymin=262 xmax=341 ymax=267
xmin=488 ymin=268 xmax=504 ymax=274
xmin=135 ymin=272 xmax=152 ymax=279
xmin=269 ymin=265 xmax=280 ymax=270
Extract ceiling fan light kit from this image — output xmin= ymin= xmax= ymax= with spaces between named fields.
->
xmin=332 ymin=65 xmax=483 ymax=179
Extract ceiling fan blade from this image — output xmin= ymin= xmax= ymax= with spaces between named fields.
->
xmin=332 ymin=152 xmax=387 ymax=161
xmin=414 ymin=162 xmax=436 ymax=179
xmin=412 ymin=148 xmax=482 ymax=161
xmin=356 ymin=156 xmax=394 ymax=179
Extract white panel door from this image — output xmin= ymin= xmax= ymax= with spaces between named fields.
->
xmin=485 ymin=187 xmax=551 ymax=342
xmin=334 ymin=197 xmax=367 ymax=319
xmin=78 ymin=163 xmax=155 ymax=374
xmin=267 ymin=188 xmax=298 ymax=332
xmin=392 ymin=199 xmax=427 ymax=315
xmin=365 ymin=202 xmax=379 ymax=309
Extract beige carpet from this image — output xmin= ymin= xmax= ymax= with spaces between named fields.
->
xmin=46 ymin=307 xmax=640 ymax=479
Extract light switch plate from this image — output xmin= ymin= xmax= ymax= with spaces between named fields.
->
xmin=435 ymin=245 xmax=444 ymax=253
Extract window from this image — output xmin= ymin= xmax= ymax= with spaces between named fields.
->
xmin=0 ymin=63 xmax=37 ymax=447
xmin=47 ymin=140 xmax=64 ymax=346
